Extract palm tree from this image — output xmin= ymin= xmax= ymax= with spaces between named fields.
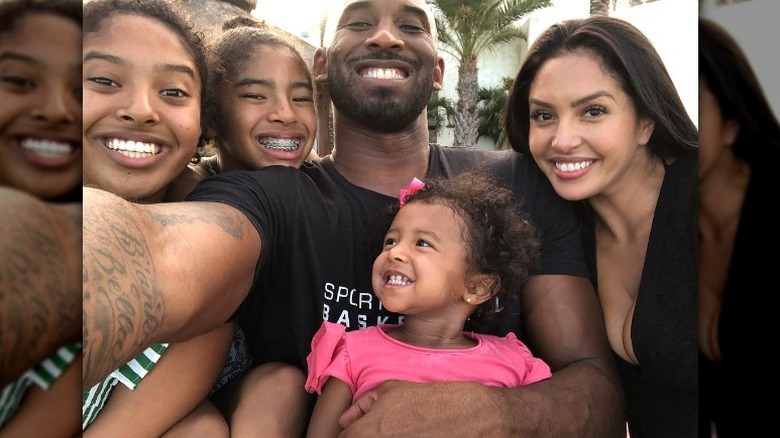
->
xmin=427 ymin=93 xmax=455 ymax=144
xmin=590 ymin=0 xmax=610 ymax=15
xmin=317 ymin=13 xmax=334 ymax=156
xmin=431 ymin=0 xmax=550 ymax=146
xmin=477 ymin=76 xmax=514 ymax=149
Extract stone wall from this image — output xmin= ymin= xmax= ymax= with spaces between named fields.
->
xmin=180 ymin=0 xmax=256 ymax=39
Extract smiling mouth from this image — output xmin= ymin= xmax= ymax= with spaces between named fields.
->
xmin=20 ymin=138 xmax=75 ymax=157
xmin=259 ymin=137 xmax=300 ymax=152
xmin=386 ymin=274 xmax=412 ymax=286
xmin=358 ymin=67 xmax=407 ymax=79
xmin=554 ymin=160 xmax=594 ymax=172
xmin=105 ymin=138 xmax=162 ymax=158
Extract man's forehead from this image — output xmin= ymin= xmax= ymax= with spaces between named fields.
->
xmin=323 ymin=0 xmax=435 ymax=45
xmin=335 ymin=0 xmax=433 ymax=17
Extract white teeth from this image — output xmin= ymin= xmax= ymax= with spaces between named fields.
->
xmin=259 ymin=137 xmax=300 ymax=152
xmin=20 ymin=139 xmax=73 ymax=156
xmin=106 ymin=138 xmax=162 ymax=158
xmin=361 ymin=67 xmax=405 ymax=79
xmin=555 ymin=160 xmax=594 ymax=172
xmin=386 ymin=275 xmax=411 ymax=286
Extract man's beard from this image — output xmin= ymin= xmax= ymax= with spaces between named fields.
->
xmin=328 ymin=56 xmax=433 ymax=133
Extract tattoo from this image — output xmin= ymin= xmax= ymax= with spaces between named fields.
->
xmin=0 ymin=193 xmax=80 ymax=385
xmin=146 ymin=204 xmax=244 ymax=239
xmin=82 ymin=195 xmax=248 ymax=386
xmin=83 ymin=201 xmax=163 ymax=386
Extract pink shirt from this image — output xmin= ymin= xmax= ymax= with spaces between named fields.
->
xmin=305 ymin=321 xmax=552 ymax=400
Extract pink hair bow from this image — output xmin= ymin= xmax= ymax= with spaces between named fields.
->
xmin=399 ymin=178 xmax=425 ymax=207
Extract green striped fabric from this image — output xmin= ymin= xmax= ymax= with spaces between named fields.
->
xmin=82 ymin=343 xmax=169 ymax=430
xmin=0 ymin=378 xmax=29 ymax=429
xmin=0 ymin=343 xmax=81 ymax=428
xmin=113 ymin=342 xmax=167 ymax=388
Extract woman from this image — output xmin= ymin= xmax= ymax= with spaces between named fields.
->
xmin=505 ymin=15 xmax=698 ymax=437
xmin=699 ymin=18 xmax=780 ymax=437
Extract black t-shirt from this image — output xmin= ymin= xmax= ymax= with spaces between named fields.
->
xmin=187 ymin=144 xmax=589 ymax=369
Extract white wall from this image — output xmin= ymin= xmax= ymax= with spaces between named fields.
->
xmin=437 ymin=35 xmax=527 ymax=148
xmin=437 ymin=0 xmax=699 ymax=148
xmin=700 ymin=0 xmax=780 ymax=121
xmin=611 ymin=0 xmax=699 ymax=126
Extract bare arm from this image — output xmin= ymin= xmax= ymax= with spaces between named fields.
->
xmin=84 ymin=323 xmax=234 ymax=437
xmin=0 ymin=188 xmax=81 ymax=386
xmin=308 ymin=378 xmax=354 ymax=438
xmin=339 ymin=275 xmax=625 ymax=438
xmin=220 ymin=362 xmax=309 ymax=437
xmin=0 ymin=353 xmax=82 ymax=437
xmin=82 ymin=187 xmax=260 ymax=387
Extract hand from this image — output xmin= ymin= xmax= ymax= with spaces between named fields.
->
xmin=337 ymin=382 xmax=385 ymax=429
xmin=337 ymin=380 xmax=502 ymax=438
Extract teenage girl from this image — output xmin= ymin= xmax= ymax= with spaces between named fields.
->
xmin=81 ymin=1 xmax=232 ymax=436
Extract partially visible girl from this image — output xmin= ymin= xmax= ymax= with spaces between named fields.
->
xmin=172 ymin=16 xmax=318 ymax=438
xmin=0 ymin=0 xmax=82 ymax=436
xmin=81 ymin=0 xmax=232 ymax=436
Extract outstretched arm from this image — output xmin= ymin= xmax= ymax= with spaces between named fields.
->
xmin=0 ymin=188 xmax=81 ymax=387
xmin=339 ymin=275 xmax=625 ymax=438
xmin=82 ymin=187 xmax=260 ymax=387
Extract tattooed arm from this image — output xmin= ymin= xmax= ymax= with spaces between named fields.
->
xmin=82 ymin=188 xmax=260 ymax=388
xmin=0 ymin=188 xmax=81 ymax=387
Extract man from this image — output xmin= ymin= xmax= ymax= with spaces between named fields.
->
xmin=83 ymin=0 xmax=624 ymax=435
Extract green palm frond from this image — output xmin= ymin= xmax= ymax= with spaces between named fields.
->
xmin=432 ymin=0 xmax=550 ymax=59
xmin=429 ymin=0 xmax=550 ymax=146
xmin=477 ymin=77 xmax=514 ymax=148
xmin=427 ymin=93 xmax=455 ymax=132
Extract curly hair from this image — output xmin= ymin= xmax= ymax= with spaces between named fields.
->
xmin=221 ymin=14 xmax=266 ymax=32
xmin=83 ymin=0 xmax=210 ymax=163
xmin=0 ymin=0 xmax=81 ymax=34
xmin=392 ymin=172 xmax=540 ymax=324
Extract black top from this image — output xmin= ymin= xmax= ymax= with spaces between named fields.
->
xmin=581 ymin=152 xmax=698 ymax=438
xmin=700 ymin=149 xmax=777 ymax=438
xmin=187 ymin=144 xmax=589 ymax=369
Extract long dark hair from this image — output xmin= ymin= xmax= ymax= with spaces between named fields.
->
xmin=505 ymin=15 xmax=697 ymax=160
xmin=699 ymin=17 xmax=780 ymax=164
